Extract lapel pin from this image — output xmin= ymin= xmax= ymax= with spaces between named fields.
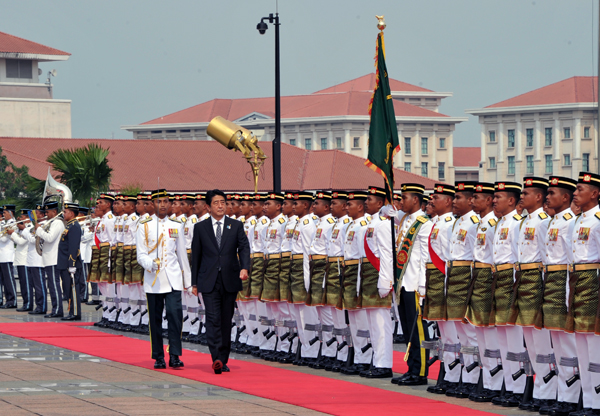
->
xmin=227 ymin=224 xmax=231 ymax=229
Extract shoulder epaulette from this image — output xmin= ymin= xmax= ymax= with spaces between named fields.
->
xmin=240 ymin=218 xmax=245 ymax=223
xmin=250 ymin=219 xmax=256 ymax=225
xmin=513 ymin=214 xmax=523 ymax=221
xmin=140 ymin=217 xmax=152 ymax=224
xmin=595 ymin=212 xmax=600 ymax=221
xmin=343 ymin=218 xmax=350 ymax=224
xmin=327 ymin=217 xmax=335 ymax=224
xmin=261 ymin=218 xmax=267 ymax=225
xmin=130 ymin=215 xmax=137 ymax=221
xmin=539 ymin=212 xmax=549 ymax=220
xmin=107 ymin=214 xmax=113 ymax=219
xmin=366 ymin=215 xmax=372 ymax=221
xmin=379 ymin=216 xmax=388 ymax=221
xmin=470 ymin=215 xmax=480 ymax=224
xmin=416 ymin=216 xmax=428 ymax=224
xmin=488 ymin=218 xmax=497 ymax=227
xmin=168 ymin=217 xmax=181 ymax=223
xmin=312 ymin=215 xmax=318 ymax=220
xmin=445 ymin=216 xmax=453 ymax=222
xmin=563 ymin=212 xmax=573 ymax=221
xmin=360 ymin=220 xmax=367 ymax=226
xmin=303 ymin=219 xmax=309 ymax=225
xmin=278 ymin=217 xmax=285 ymax=224
xmin=192 ymin=218 xmax=197 ymax=223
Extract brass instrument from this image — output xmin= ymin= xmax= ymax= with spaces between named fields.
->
xmin=0 ymin=219 xmax=32 ymax=237
xmin=36 ymin=169 xmax=73 ymax=256
xmin=206 ymin=116 xmax=267 ymax=192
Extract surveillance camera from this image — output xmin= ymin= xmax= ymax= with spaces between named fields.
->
xmin=256 ymin=21 xmax=268 ymax=35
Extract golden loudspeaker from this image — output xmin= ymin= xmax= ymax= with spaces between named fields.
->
xmin=206 ymin=116 xmax=267 ymax=192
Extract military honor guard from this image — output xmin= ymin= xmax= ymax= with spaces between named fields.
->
xmin=25 ymin=205 xmax=47 ymax=315
xmin=9 ymin=209 xmax=33 ymax=311
xmin=539 ymin=176 xmax=580 ymax=416
xmin=137 ymin=189 xmax=191 ymax=369
xmin=56 ymin=202 xmax=83 ymax=321
xmin=362 ymin=186 xmax=394 ymax=378
xmin=0 ymin=205 xmax=17 ymax=308
xmin=490 ymin=181 xmax=527 ymax=406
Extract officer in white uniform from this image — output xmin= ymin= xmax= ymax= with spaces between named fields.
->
xmin=136 ymin=189 xmax=192 ymax=370
xmin=10 ymin=209 xmax=33 ymax=311
xmin=0 ymin=205 xmax=17 ymax=308
xmin=25 ymin=205 xmax=47 ymax=315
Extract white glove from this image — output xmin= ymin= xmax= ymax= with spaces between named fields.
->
xmin=378 ymin=288 xmax=391 ymax=298
xmin=380 ymin=204 xmax=397 ymax=218
xmin=68 ymin=267 xmax=76 ymax=274
xmin=150 ymin=261 xmax=159 ymax=273
xmin=417 ymin=286 xmax=426 ymax=305
xmin=186 ymin=287 xmax=193 ymax=295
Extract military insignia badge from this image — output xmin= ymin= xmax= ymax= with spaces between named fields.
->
xmin=499 ymin=228 xmax=509 ymax=240
xmin=293 ymin=230 xmax=300 ymax=241
xmin=168 ymin=228 xmax=178 ymax=238
xmin=457 ymin=229 xmax=467 ymax=242
xmin=524 ymin=227 xmax=535 ymax=241
xmin=476 ymin=233 xmax=486 ymax=246
xmin=269 ymin=229 xmax=277 ymax=240
xmin=397 ymin=251 xmax=408 ymax=265
xmin=331 ymin=229 xmax=340 ymax=240
xmin=548 ymin=228 xmax=559 ymax=242
xmin=366 ymin=227 xmax=374 ymax=238
xmin=347 ymin=231 xmax=355 ymax=242
xmin=578 ymin=227 xmax=590 ymax=241
xmin=431 ymin=228 xmax=439 ymax=240
xmin=315 ymin=229 xmax=323 ymax=239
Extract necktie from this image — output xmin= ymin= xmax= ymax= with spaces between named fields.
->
xmin=216 ymin=221 xmax=222 ymax=247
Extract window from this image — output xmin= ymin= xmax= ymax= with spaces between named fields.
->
xmin=489 ymin=157 xmax=496 ymax=169
xmin=508 ymin=156 xmax=515 ymax=175
xmin=583 ymin=153 xmax=590 ymax=171
xmin=564 ymin=128 xmax=571 ymax=139
xmin=6 ymin=59 xmax=32 ymax=79
xmin=526 ymin=128 xmax=534 ymax=146
xmin=421 ymin=162 xmax=428 ymax=176
xmin=353 ymin=137 xmax=360 ymax=148
xmin=489 ymin=131 xmax=496 ymax=142
xmin=584 ymin=127 xmax=591 ymax=138
xmin=305 ymin=138 xmax=312 ymax=150
xmin=320 ymin=138 xmax=327 ymax=150
xmin=545 ymin=155 xmax=553 ymax=174
xmin=336 ymin=137 xmax=342 ymax=149
xmin=563 ymin=154 xmax=571 ymax=166
xmin=438 ymin=162 xmax=445 ymax=180
xmin=526 ymin=155 xmax=534 ymax=174
xmin=289 ymin=139 xmax=296 ymax=146
xmin=545 ymin=128 xmax=552 ymax=146
xmin=507 ymin=129 xmax=515 ymax=147
xmin=439 ymin=138 xmax=446 ymax=149
xmin=421 ymin=137 xmax=428 ymax=155
xmin=404 ymin=137 xmax=411 ymax=154
xmin=404 ymin=162 xmax=411 ymax=173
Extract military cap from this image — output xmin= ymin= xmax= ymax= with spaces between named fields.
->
xmin=314 ymin=191 xmax=332 ymax=200
xmin=98 ymin=193 xmax=115 ymax=202
xmin=433 ymin=183 xmax=456 ymax=196
xmin=2 ymin=204 xmax=15 ymax=212
xmin=284 ymin=191 xmax=296 ymax=200
xmin=523 ymin=176 xmax=549 ymax=190
xmin=494 ymin=181 xmax=522 ymax=193
xmin=422 ymin=194 xmax=430 ymax=203
xmin=548 ymin=176 xmax=577 ymax=191
xmin=293 ymin=192 xmax=314 ymax=201
xmin=346 ymin=191 xmax=368 ymax=201
xmin=265 ymin=192 xmax=284 ymax=201
xmin=151 ymin=189 xmax=168 ymax=200
xmin=64 ymin=202 xmax=79 ymax=211
xmin=331 ymin=190 xmax=349 ymax=200
xmin=578 ymin=172 xmax=600 ymax=187
xmin=474 ymin=182 xmax=495 ymax=194
xmin=44 ymin=201 xmax=59 ymax=210
xmin=19 ymin=209 xmax=31 ymax=216
xmin=400 ymin=183 xmax=425 ymax=195
xmin=79 ymin=207 xmax=90 ymax=215
xmin=367 ymin=186 xmax=387 ymax=198
xmin=455 ymin=181 xmax=476 ymax=192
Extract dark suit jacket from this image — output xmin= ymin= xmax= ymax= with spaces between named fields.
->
xmin=191 ymin=216 xmax=250 ymax=293
xmin=57 ymin=219 xmax=82 ymax=270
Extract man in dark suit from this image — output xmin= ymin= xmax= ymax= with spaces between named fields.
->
xmin=192 ymin=189 xmax=250 ymax=374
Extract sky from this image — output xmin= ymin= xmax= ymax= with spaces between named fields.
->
xmin=1 ymin=0 xmax=597 ymax=146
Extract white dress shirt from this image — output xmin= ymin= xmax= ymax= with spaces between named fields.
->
xmin=395 ymin=209 xmax=433 ymax=292
xmin=448 ymin=210 xmax=479 ymax=262
xmin=544 ymin=208 xmax=574 ymax=265
xmin=292 ymin=213 xmax=317 ymax=290
xmin=473 ymin=211 xmax=497 ymax=265
xmin=492 ymin=209 xmax=521 ymax=265
xmin=365 ymin=211 xmax=394 ymax=290
xmin=264 ymin=213 xmax=286 ymax=255
xmin=35 ymin=218 xmax=65 ymax=267
xmin=568 ymin=205 xmax=600 ymax=264
xmin=10 ymin=227 xmax=28 ymax=266
xmin=0 ymin=218 xmax=15 ymax=263
xmin=517 ymin=206 xmax=549 ymax=264
xmin=310 ymin=213 xmax=335 ymax=256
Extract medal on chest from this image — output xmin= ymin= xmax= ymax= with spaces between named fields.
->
xmin=366 ymin=227 xmax=374 ymax=238
xmin=331 ymin=229 xmax=340 ymax=240
xmin=578 ymin=227 xmax=590 ymax=241
xmin=315 ymin=228 xmax=323 ymax=239
xmin=457 ymin=229 xmax=467 ymax=242
xmin=293 ymin=230 xmax=300 ymax=241
xmin=499 ymin=228 xmax=509 ymax=240
xmin=431 ymin=228 xmax=439 ymax=240
xmin=269 ymin=229 xmax=277 ymax=240
xmin=347 ymin=231 xmax=355 ymax=242
xmin=524 ymin=227 xmax=535 ymax=241
xmin=285 ymin=228 xmax=294 ymax=239
xmin=476 ymin=233 xmax=486 ymax=246
xmin=548 ymin=228 xmax=559 ymax=242
xmin=169 ymin=228 xmax=178 ymax=238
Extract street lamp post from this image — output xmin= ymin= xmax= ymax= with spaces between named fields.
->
xmin=257 ymin=13 xmax=281 ymax=193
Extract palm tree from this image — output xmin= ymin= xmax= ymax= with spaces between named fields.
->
xmin=46 ymin=143 xmax=113 ymax=206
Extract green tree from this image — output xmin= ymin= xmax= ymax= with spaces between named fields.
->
xmin=119 ymin=182 xmax=143 ymax=196
xmin=46 ymin=143 xmax=113 ymax=205
xmin=0 ymin=146 xmax=31 ymax=199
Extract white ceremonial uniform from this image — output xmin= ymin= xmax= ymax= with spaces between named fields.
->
xmin=183 ymin=214 xmax=202 ymax=336
xmin=36 ymin=217 xmax=65 ymax=315
xmin=544 ymin=208 xmax=579 ymax=405
xmin=96 ymin=211 xmax=117 ymax=320
xmin=447 ymin=210 xmax=480 ymax=386
xmin=11 ymin=225 xmax=30 ymax=307
xmin=115 ymin=214 xmax=128 ymax=324
xmin=492 ymin=209 xmax=526 ymax=395
xmin=364 ymin=211 xmax=394 ymax=369
xmin=342 ymin=214 xmax=371 ymax=365
xmin=80 ymin=224 xmax=93 ymax=299
xmin=468 ymin=210 xmax=504 ymax=392
xmin=516 ymin=207 xmax=554 ymax=401
xmin=429 ymin=211 xmax=462 ymax=383
xmin=308 ymin=213 xmax=336 ymax=359
xmin=240 ymin=214 xmax=259 ymax=346
xmin=251 ymin=215 xmax=272 ymax=352
xmin=569 ymin=205 xmax=600 ymax=410
xmin=278 ymin=214 xmax=298 ymax=350
xmin=121 ymin=213 xmax=138 ymax=326
xmin=136 ymin=214 xmax=191 ymax=293
xmin=291 ymin=213 xmax=320 ymax=359
xmin=263 ymin=213 xmax=289 ymax=352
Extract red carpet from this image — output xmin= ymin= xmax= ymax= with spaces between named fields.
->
xmin=0 ymin=322 xmax=490 ymax=416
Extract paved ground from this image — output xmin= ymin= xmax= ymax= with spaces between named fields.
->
xmin=0 ymin=303 xmax=532 ymax=416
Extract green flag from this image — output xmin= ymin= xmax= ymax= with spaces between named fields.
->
xmin=365 ymin=32 xmax=400 ymax=203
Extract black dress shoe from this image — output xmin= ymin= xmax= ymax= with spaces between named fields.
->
xmin=0 ymin=303 xmax=16 ymax=309
xmin=44 ymin=313 xmax=63 ymax=318
xmin=427 ymin=380 xmax=457 ymax=394
xmin=536 ymin=399 xmax=557 ymax=413
xmin=341 ymin=363 xmax=369 ymax=375
xmin=393 ymin=334 xmax=406 ymax=344
xmin=365 ymin=367 xmax=393 ymax=379
xmin=168 ymin=354 xmax=184 ymax=368
xmin=548 ymin=401 xmax=578 ymax=416
xmin=492 ymin=391 xmax=511 ymax=406
xmin=16 ymin=307 xmax=33 ymax=312
xmin=396 ymin=374 xmax=428 ymax=386
xmin=469 ymin=388 xmax=499 ymax=403
xmin=212 ymin=359 xmax=223 ymax=374
xmin=222 ymin=364 xmax=230 ymax=372
xmin=565 ymin=407 xmax=592 ymax=416
xmin=29 ymin=310 xmax=46 ymax=315
xmin=154 ymin=358 xmax=166 ymax=369
xmin=501 ymin=393 xmax=523 ymax=407
xmin=61 ymin=315 xmax=81 ymax=321
xmin=447 ymin=383 xmax=476 ymax=399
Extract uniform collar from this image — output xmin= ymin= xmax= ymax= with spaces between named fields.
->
xmin=554 ymin=208 xmax=572 ymax=219
xmin=528 ymin=206 xmax=544 ymax=219
xmin=581 ymin=205 xmax=600 ymax=217
xmin=103 ymin=211 xmax=113 ymax=219
xmin=502 ymin=209 xmax=518 ymax=221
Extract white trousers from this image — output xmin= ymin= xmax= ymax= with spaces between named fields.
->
xmin=575 ymin=333 xmax=600 ymax=409
xmin=455 ymin=321 xmax=479 ymax=384
xmin=366 ymin=308 xmax=394 ymax=368
xmin=551 ymin=330 xmax=580 ymax=404
xmin=317 ymin=306 xmax=337 ymax=358
xmin=98 ymin=282 xmax=117 ymax=321
xmin=496 ymin=325 xmax=526 ymax=394
xmin=348 ymin=309 xmax=370 ymax=364
xmin=438 ymin=320 xmax=461 ymax=382
xmin=257 ymin=300 xmax=276 ymax=351
xmin=332 ymin=308 xmax=348 ymax=362
xmin=523 ymin=327 xmax=557 ymax=400
xmin=473 ymin=325 xmax=504 ymax=391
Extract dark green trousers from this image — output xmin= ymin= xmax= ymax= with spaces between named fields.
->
xmin=147 ymin=290 xmax=183 ymax=359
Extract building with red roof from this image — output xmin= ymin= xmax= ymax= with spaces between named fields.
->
xmin=123 ymin=74 xmax=467 ymax=183
xmin=0 ymin=31 xmax=71 ymax=138
xmin=466 ymin=76 xmax=598 ymax=181
xmin=0 ymin=137 xmax=438 ymax=194
xmin=453 ymin=147 xmax=480 ymax=182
